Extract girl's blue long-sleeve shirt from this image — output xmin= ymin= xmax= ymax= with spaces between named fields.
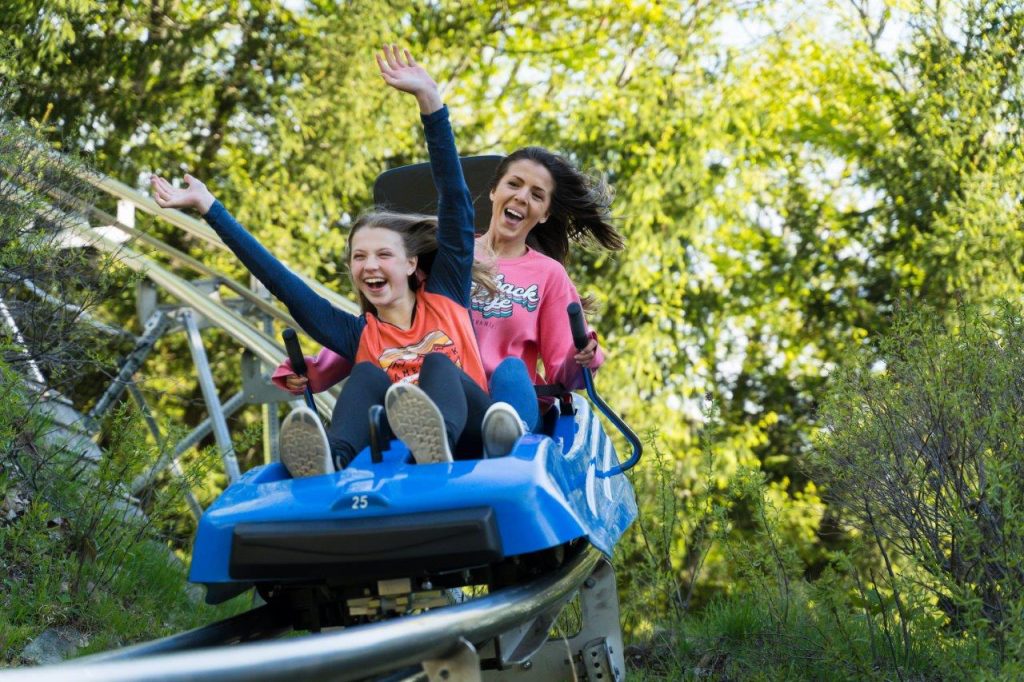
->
xmin=201 ymin=106 xmax=476 ymax=364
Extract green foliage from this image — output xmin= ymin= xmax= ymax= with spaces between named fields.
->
xmin=0 ymin=353 xmax=243 ymax=662
xmin=0 ymin=98 xmax=244 ymax=662
xmin=815 ymin=300 xmax=1024 ymax=664
xmin=626 ymin=460 xmax=980 ymax=680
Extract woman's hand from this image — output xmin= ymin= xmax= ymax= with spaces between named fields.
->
xmin=284 ymin=374 xmax=309 ymax=392
xmin=376 ymin=44 xmax=442 ymax=114
xmin=574 ymin=338 xmax=600 ymax=368
xmin=151 ymin=173 xmax=216 ymax=215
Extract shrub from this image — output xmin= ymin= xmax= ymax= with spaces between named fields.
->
xmin=0 ymin=93 xmax=244 ymax=664
xmin=814 ymin=301 xmax=1024 ymax=664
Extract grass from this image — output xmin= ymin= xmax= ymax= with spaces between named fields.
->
xmin=0 ymin=490 xmax=251 ymax=664
xmin=622 ymin=575 xmax=995 ymax=681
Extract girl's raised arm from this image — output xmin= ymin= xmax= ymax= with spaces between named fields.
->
xmin=376 ymin=46 xmax=475 ymax=307
xmin=152 ymin=173 xmax=215 ymax=214
xmin=151 ymin=174 xmax=363 ymax=361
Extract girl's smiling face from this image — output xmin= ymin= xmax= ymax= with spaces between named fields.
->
xmin=488 ymin=160 xmax=554 ymax=245
xmin=349 ymin=226 xmax=417 ymax=312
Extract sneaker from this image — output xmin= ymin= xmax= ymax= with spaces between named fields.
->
xmin=482 ymin=402 xmax=527 ymax=458
xmin=384 ymin=383 xmax=453 ymax=464
xmin=279 ymin=406 xmax=334 ymax=477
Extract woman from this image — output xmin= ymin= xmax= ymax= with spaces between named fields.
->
xmin=472 ymin=145 xmax=624 ymax=445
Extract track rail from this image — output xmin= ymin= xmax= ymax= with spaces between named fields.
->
xmin=0 ymin=548 xmax=605 ymax=682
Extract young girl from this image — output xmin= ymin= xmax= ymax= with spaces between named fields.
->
xmin=152 ymin=46 xmax=528 ymax=476
xmin=275 ymin=146 xmax=625 ymax=456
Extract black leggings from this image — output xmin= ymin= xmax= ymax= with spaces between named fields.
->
xmin=326 ymin=353 xmax=491 ymax=467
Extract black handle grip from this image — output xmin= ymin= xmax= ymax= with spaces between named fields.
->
xmin=567 ymin=302 xmax=589 ymax=351
xmin=282 ymin=328 xmax=308 ymax=377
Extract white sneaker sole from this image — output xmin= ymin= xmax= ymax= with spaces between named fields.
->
xmin=385 ymin=383 xmax=453 ymax=464
xmin=482 ymin=402 xmax=526 ymax=458
xmin=279 ymin=406 xmax=333 ymax=477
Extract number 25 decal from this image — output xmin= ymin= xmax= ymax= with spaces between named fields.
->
xmin=351 ymin=495 xmax=369 ymax=510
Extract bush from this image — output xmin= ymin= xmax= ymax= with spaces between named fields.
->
xmin=814 ymin=301 xmax=1024 ymax=665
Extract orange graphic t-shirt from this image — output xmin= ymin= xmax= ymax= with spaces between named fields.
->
xmin=355 ymin=290 xmax=487 ymax=390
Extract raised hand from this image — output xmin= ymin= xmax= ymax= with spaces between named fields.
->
xmin=151 ymin=173 xmax=216 ymax=215
xmin=376 ymin=45 xmax=442 ymax=114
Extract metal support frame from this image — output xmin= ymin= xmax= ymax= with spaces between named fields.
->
xmin=8 ymin=165 xmax=339 ymax=497
xmin=130 ymin=390 xmax=247 ymax=495
xmin=180 ymin=308 xmax=240 ymax=482
xmin=480 ymin=558 xmax=626 ymax=681
xmin=136 ymin=279 xmax=222 ymax=334
xmin=423 ymin=639 xmax=482 ymax=682
xmin=0 ymin=294 xmax=46 ymax=385
xmin=253 ymin=275 xmax=282 ymax=463
xmin=493 ymin=600 xmax=572 ymax=667
xmin=240 ymin=350 xmax=299 ymax=406
xmin=263 ymin=381 xmax=282 ymax=464
xmin=126 ymin=382 xmax=203 ymax=520
xmin=87 ymin=310 xmax=171 ymax=426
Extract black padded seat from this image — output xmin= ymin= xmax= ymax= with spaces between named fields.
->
xmin=373 ymin=155 xmax=503 ymax=233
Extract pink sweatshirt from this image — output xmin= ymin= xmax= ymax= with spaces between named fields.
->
xmin=272 ymin=240 xmax=602 ymax=394
xmin=469 ymin=242 xmax=602 ymax=390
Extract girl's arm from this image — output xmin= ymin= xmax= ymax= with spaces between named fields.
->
xmin=151 ymin=174 xmax=363 ymax=360
xmin=271 ymin=348 xmax=353 ymax=394
xmin=377 ymin=46 xmax=475 ymax=307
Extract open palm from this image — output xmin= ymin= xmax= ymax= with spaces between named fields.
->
xmin=151 ymin=173 xmax=215 ymax=214
xmin=376 ymin=45 xmax=437 ymax=98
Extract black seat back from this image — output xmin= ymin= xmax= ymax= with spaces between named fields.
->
xmin=373 ymin=155 xmax=504 ymax=232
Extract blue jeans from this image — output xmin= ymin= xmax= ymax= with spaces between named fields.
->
xmin=326 ymin=354 xmax=490 ymax=467
xmin=488 ymin=357 xmax=541 ymax=433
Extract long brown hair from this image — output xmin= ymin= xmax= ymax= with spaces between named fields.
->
xmin=487 ymin=147 xmax=625 ymax=265
xmin=487 ymin=148 xmax=624 ymax=313
xmin=346 ymin=211 xmax=495 ymax=315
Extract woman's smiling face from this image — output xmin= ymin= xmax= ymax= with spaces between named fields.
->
xmin=349 ymin=226 xmax=417 ymax=311
xmin=488 ymin=159 xmax=554 ymax=246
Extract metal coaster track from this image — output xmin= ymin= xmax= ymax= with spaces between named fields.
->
xmin=3 ymin=162 xmax=345 ymax=483
xmin=0 ymin=548 xmax=625 ymax=681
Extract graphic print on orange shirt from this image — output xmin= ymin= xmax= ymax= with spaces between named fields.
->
xmin=378 ymin=329 xmax=462 ymax=384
